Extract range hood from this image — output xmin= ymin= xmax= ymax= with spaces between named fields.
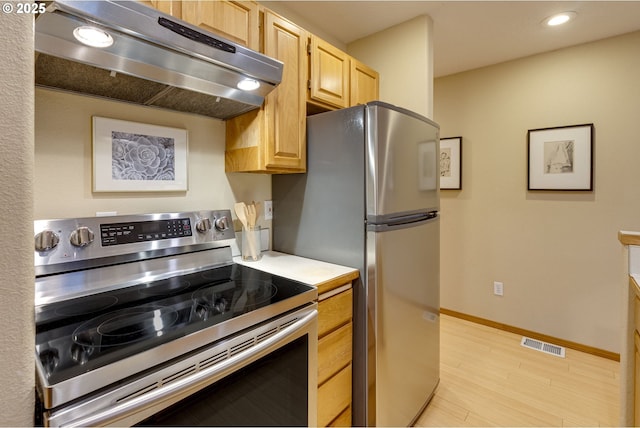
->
xmin=34 ymin=0 xmax=283 ymax=120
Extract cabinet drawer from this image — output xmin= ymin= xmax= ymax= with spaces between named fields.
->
xmin=318 ymin=323 xmax=352 ymax=385
xmin=317 ymin=364 xmax=352 ymax=427
xmin=635 ymin=331 xmax=640 ymax=425
xmin=318 ymin=289 xmax=353 ymax=337
xmin=328 ymin=405 xmax=352 ymax=427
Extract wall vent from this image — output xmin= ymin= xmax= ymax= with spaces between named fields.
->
xmin=521 ymin=337 xmax=566 ymax=358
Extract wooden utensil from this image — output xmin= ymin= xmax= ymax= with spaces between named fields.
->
xmin=254 ymin=201 xmax=263 ymax=223
xmin=235 ymin=201 xmax=258 ymax=260
xmin=247 ymin=203 xmax=256 ymax=227
xmin=234 ymin=202 xmax=248 ymax=229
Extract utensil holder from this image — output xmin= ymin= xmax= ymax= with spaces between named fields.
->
xmin=241 ymin=225 xmax=262 ymax=261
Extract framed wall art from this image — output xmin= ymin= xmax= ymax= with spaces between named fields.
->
xmin=93 ymin=117 xmax=188 ymax=192
xmin=527 ymin=124 xmax=593 ymax=191
xmin=439 ymin=136 xmax=462 ymax=190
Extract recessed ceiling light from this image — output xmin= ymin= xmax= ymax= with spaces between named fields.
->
xmin=544 ymin=11 xmax=577 ymax=27
xmin=73 ymin=26 xmax=114 ymax=48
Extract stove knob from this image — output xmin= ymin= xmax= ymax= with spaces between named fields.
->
xmin=70 ymin=227 xmax=94 ymax=247
xmin=34 ymin=230 xmax=59 ymax=252
xmin=214 ymin=216 xmax=229 ymax=231
xmin=196 ymin=218 xmax=212 ymax=233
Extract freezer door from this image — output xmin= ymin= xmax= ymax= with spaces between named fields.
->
xmin=365 ymin=102 xmax=440 ymax=223
xmin=366 ymin=216 xmax=440 ymax=427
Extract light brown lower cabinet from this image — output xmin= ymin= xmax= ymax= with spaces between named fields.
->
xmin=318 ymin=323 xmax=352 ymax=385
xmin=629 ymin=279 xmax=640 ymax=426
xmin=318 ymin=364 xmax=352 ymax=427
xmin=317 ymin=286 xmax=354 ymax=427
xmin=634 ymin=291 xmax=640 ymax=426
xmin=328 ymin=406 xmax=352 ymax=428
xmin=635 ymin=331 xmax=640 ymax=425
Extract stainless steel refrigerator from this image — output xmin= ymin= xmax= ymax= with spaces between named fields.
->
xmin=273 ymin=101 xmax=440 ymax=427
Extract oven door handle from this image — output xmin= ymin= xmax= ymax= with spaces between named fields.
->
xmin=63 ymin=308 xmax=318 ymax=428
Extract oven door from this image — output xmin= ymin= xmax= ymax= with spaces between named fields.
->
xmin=45 ymin=304 xmax=317 ymax=427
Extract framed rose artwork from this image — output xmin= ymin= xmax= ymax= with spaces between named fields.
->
xmin=92 ymin=117 xmax=188 ymax=192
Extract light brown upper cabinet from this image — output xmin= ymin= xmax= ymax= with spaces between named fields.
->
xmin=350 ymin=58 xmax=379 ymax=106
xmin=308 ymin=35 xmax=379 ymax=112
xmin=138 ymin=0 xmax=182 ymax=18
xmin=225 ymin=9 xmax=308 ymax=173
xmin=309 ymin=35 xmax=350 ymax=110
xmin=181 ymin=0 xmax=259 ymax=50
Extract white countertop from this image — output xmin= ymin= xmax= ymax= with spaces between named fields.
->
xmin=233 ymin=251 xmax=359 ymax=289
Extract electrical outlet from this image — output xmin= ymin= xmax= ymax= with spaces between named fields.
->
xmin=493 ymin=281 xmax=504 ymax=296
xmin=264 ymin=200 xmax=273 ymax=220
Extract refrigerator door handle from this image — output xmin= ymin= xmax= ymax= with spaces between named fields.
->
xmin=367 ymin=211 xmax=438 ymax=232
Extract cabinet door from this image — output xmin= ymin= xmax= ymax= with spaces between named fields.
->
xmin=262 ymin=10 xmax=307 ymax=171
xmin=350 ymin=58 xmax=379 ymax=105
xmin=309 ymin=36 xmax=350 ymax=109
xmin=138 ymin=0 xmax=181 ymax=18
xmin=182 ymin=0 xmax=259 ymax=50
xmin=328 ymin=407 xmax=352 ymax=427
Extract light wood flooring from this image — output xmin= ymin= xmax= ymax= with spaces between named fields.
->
xmin=415 ymin=314 xmax=620 ymax=427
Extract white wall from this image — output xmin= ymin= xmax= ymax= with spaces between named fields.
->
xmin=348 ymin=15 xmax=434 ymax=119
xmin=435 ymin=31 xmax=640 ymax=354
xmin=0 ymin=11 xmax=35 ymax=426
xmin=35 ymin=89 xmax=271 ymax=225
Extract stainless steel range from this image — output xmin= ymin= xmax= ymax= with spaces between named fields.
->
xmin=34 ymin=210 xmax=317 ymax=427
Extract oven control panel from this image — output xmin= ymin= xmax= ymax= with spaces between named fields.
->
xmin=34 ymin=210 xmax=236 ymax=274
xmin=100 ymin=218 xmax=193 ymax=246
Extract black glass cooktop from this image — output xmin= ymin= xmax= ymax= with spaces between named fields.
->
xmin=35 ymin=264 xmax=314 ymax=386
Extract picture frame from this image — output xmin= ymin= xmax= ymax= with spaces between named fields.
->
xmin=527 ymin=124 xmax=593 ymax=191
xmin=439 ymin=136 xmax=462 ymax=190
xmin=93 ymin=117 xmax=188 ymax=192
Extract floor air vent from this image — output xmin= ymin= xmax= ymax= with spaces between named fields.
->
xmin=521 ymin=337 xmax=566 ymax=358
